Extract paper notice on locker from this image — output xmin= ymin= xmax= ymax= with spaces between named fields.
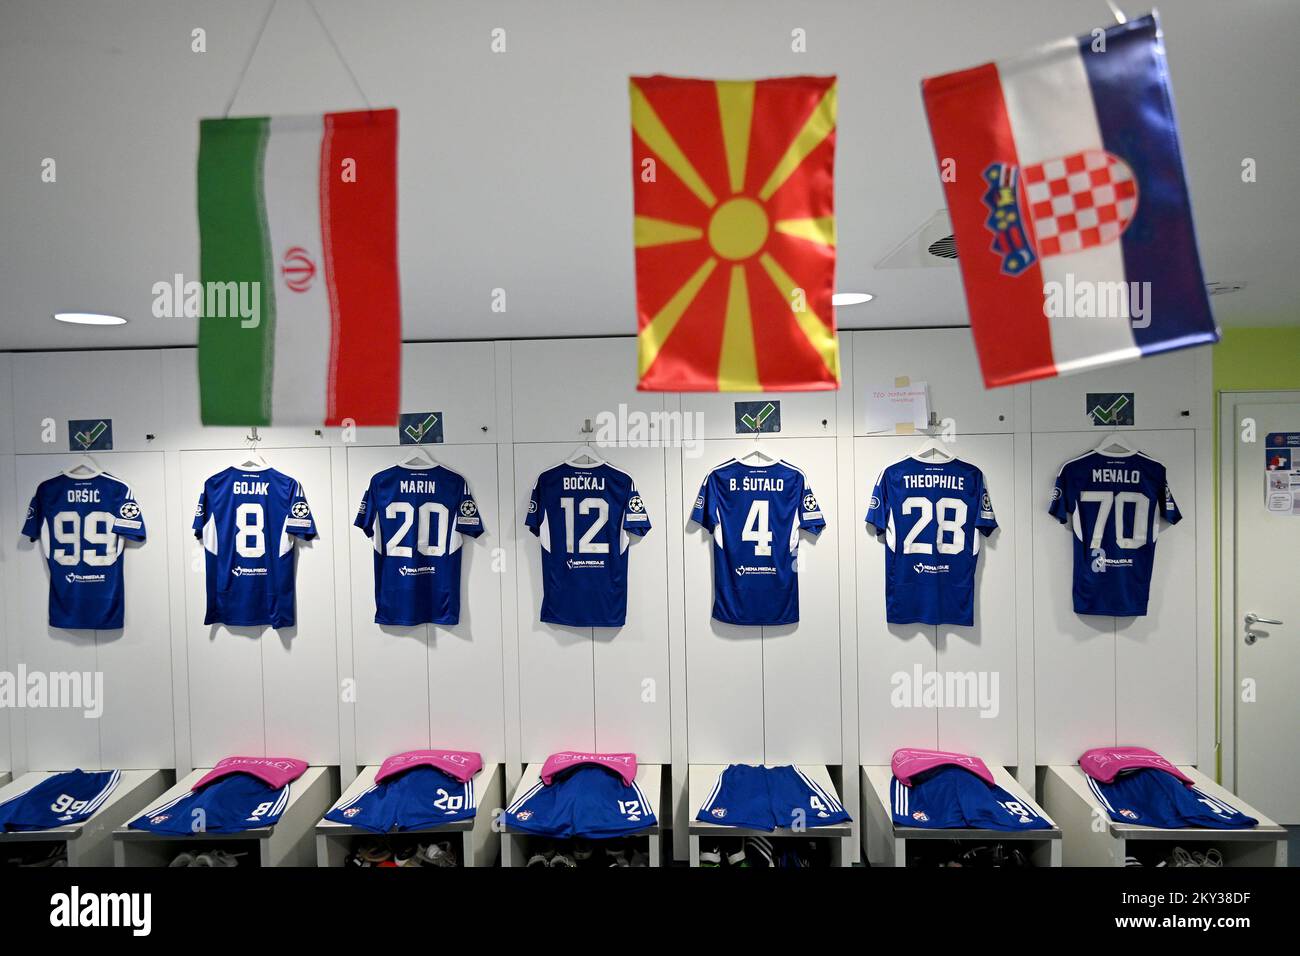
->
xmin=863 ymin=381 xmax=929 ymax=433
xmin=1264 ymin=432 xmax=1300 ymax=515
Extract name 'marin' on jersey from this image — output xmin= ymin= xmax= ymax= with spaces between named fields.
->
xmin=525 ymin=463 xmax=651 ymax=628
xmin=1049 ymin=450 xmax=1181 ymax=617
xmin=355 ymin=464 xmax=485 ymax=626
xmin=690 ymin=459 xmax=824 ymax=627
xmin=193 ymin=467 xmax=316 ymax=629
xmin=865 ymin=456 xmax=997 ymax=627
xmin=23 ymin=473 xmax=146 ymax=630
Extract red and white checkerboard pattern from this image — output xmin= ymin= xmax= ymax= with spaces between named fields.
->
xmin=1022 ymin=149 xmax=1137 ymax=258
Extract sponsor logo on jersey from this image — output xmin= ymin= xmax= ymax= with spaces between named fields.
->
xmin=26 ymin=504 xmax=35 ymax=520
xmin=515 ymin=810 xmax=533 ymax=821
xmin=694 ymin=495 xmax=705 ymax=509
xmin=912 ymin=562 xmax=950 ymax=575
xmin=195 ymin=501 xmax=205 ymax=517
xmin=64 ymin=572 xmax=107 ymax=584
xmin=1051 ymin=487 xmax=1062 ymax=502
xmin=566 ymin=558 xmax=607 ymax=570
xmin=528 ymin=500 xmax=538 ymax=514
xmin=911 ymin=810 xmax=930 ymax=822
xmin=398 ymin=565 xmax=436 ymax=576
xmin=869 ymin=495 xmax=880 ymax=511
xmin=734 ymin=564 xmax=776 ymax=576
xmin=231 ymin=566 xmax=268 ymax=577
xmin=710 ymin=807 xmax=728 ymax=819
xmin=1119 ymin=808 xmax=1139 ymax=820
xmin=343 ymin=807 xmax=361 ymax=818
xmin=280 ymin=245 xmax=317 ymax=293
xmin=1089 ymin=548 xmax=1134 ymax=574
xmin=149 ymin=814 xmax=171 ymax=825
xmin=119 ymin=501 xmax=141 ymax=519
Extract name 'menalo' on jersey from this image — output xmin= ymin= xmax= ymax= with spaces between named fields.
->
xmin=193 ymin=466 xmax=316 ymax=629
xmin=526 ymin=462 xmax=651 ymax=628
xmin=690 ymin=458 xmax=824 ymax=627
xmin=355 ymin=464 xmax=485 ymax=626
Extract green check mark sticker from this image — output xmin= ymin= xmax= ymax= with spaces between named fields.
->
xmin=740 ymin=402 xmax=777 ymax=431
xmin=1090 ymin=395 xmax=1129 ymax=425
xmin=404 ymin=413 xmax=439 ymax=442
xmin=75 ymin=421 xmax=108 ymax=449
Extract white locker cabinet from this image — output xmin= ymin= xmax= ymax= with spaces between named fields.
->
xmin=512 ymin=443 xmax=671 ymax=763
xmin=1029 ymin=349 xmax=1203 ymax=432
xmin=682 ymin=437 xmax=841 ymax=764
xmin=345 ymin=443 xmax=506 ymax=767
xmin=179 ymin=447 xmax=340 ymax=767
xmin=11 ymin=452 xmax=175 ymax=771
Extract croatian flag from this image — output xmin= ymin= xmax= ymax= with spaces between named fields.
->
xmin=922 ymin=12 xmax=1218 ymax=388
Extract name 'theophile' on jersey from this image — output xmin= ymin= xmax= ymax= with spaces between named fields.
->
xmin=355 ymin=464 xmax=485 ymax=626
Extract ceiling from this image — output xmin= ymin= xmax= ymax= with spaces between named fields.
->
xmin=2 ymin=0 xmax=1297 ymax=351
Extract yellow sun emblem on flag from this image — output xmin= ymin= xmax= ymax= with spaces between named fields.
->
xmin=630 ymin=75 xmax=839 ymax=391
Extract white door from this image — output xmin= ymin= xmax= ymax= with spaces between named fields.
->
xmin=1233 ymin=399 xmax=1300 ymax=823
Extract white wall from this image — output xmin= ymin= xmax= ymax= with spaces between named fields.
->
xmin=0 ymin=331 xmax=1215 ymax=861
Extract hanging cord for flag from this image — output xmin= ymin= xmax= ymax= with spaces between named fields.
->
xmin=1105 ymin=1 xmax=1128 ymax=24
xmin=222 ymin=0 xmax=373 ymax=118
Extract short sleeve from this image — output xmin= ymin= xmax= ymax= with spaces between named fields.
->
xmin=798 ymin=477 xmax=826 ymax=535
xmin=1048 ymin=467 xmax=1073 ymax=524
xmin=191 ymin=489 xmax=208 ymax=538
xmin=1158 ymin=471 xmax=1182 ymax=526
xmin=524 ymin=481 xmax=543 ymax=536
xmin=456 ymin=481 xmax=485 ymax=538
xmin=354 ymin=483 xmax=377 ymax=537
xmin=689 ymin=476 xmax=714 ymax=531
xmin=974 ymin=472 xmax=997 ymax=535
xmin=21 ymin=493 xmax=42 ymax=541
xmin=286 ymin=482 xmax=317 ymax=540
xmin=112 ymin=485 xmax=146 ymax=541
xmin=865 ymin=470 xmax=889 ymax=534
xmin=622 ymin=481 xmax=651 ymax=537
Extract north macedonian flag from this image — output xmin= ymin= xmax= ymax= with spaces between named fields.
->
xmin=630 ymin=75 xmax=839 ymax=391
xmin=197 ymin=108 xmax=401 ymax=425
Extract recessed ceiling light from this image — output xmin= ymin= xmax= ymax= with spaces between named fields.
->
xmin=832 ymin=293 xmax=874 ymax=306
xmin=54 ymin=312 xmax=128 ymax=326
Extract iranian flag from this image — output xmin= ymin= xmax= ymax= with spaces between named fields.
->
xmin=197 ymin=108 xmax=400 ymax=425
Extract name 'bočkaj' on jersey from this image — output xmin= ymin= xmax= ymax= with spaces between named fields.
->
xmin=193 ymin=466 xmax=317 ymax=629
xmin=866 ymin=456 xmax=997 ymax=627
xmin=23 ymin=472 xmax=146 ymax=630
xmin=691 ymin=458 xmax=824 ymax=627
xmin=526 ymin=462 xmax=651 ymax=628
xmin=355 ymin=464 xmax=485 ymax=626
xmin=1049 ymin=449 xmax=1181 ymax=616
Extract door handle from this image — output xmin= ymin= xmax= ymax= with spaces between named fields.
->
xmin=1244 ymin=613 xmax=1284 ymax=645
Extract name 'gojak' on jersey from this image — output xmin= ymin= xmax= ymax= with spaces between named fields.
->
xmin=866 ymin=456 xmax=997 ymax=627
xmin=691 ymin=459 xmax=824 ymax=627
xmin=1049 ymin=450 xmax=1181 ymax=616
xmin=525 ymin=463 xmax=651 ymax=628
xmin=355 ymin=464 xmax=485 ymax=626
xmin=193 ymin=466 xmax=317 ymax=629
xmin=23 ymin=472 xmax=146 ymax=630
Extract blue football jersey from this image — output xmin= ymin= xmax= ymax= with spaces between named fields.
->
xmin=0 ymin=769 xmax=121 ymax=832
xmin=1049 ymin=450 xmax=1181 ymax=616
xmin=22 ymin=472 xmax=146 ymax=629
xmin=690 ymin=458 xmax=824 ymax=626
xmin=1088 ymin=769 xmax=1257 ymax=829
xmin=891 ymin=766 xmax=1051 ymax=831
xmin=525 ymin=462 xmax=651 ymax=627
xmin=355 ymin=464 xmax=485 ymax=626
xmin=865 ymin=456 xmax=997 ymax=626
xmin=193 ymin=467 xmax=316 ymax=628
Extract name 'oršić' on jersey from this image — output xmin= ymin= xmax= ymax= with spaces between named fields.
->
xmin=355 ymin=464 xmax=485 ymax=626
xmin=690 ymin=459 xmax=824 ymax=627
xmin=866 ymin=456 xmax=997 ymax=626
xmin=525 ymin=462 xmax=651 ymax=628
xmin=193 ymin=466 xmax=316 ymax=629
xmin=23 ymin=472 xmax=146 ymax=630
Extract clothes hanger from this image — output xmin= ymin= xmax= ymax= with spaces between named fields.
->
xmin=738 ymin=426 xmax=777 ymax=465
xmin=1094 ymin=431 xmax=1137 ymax=456
xmin=398 ymin=446 xmax=437 ymax=469
xmin=913 ymin=436 xmax=955 ymax=463
xmin=233 ymin=427 xmax=270 ymax=470
xmin=564 ymin=419 xmax=606 ymax=467
xmin=62 ymin=454 xmax=104 ymax=478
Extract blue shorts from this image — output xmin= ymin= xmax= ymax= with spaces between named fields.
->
xmin=892 ymin=765 xmax=1051 ymax=830
xmin=697 ymin=765 xmax=850 ymax=830
xmin=0 ymin=769 xmax=120 ymax=832
xmin=325 ymin=766 xmax=476 ymax=833
xmin=129 ymin=773 xmax=291 ymax=835
xmin=1089 ymin=769 xmax=1258 ymax=829
xmin=506 ymin=765 xmax=656 ymax=839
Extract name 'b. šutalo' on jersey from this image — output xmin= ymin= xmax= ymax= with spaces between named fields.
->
xmin=193 ymin=466 xmax=317 ymax=629
xmin=525 ymin=463 xmax=651 ymax=628
xmin=1049 ymin=449 xmax=1181 ymax=616
xmin=355 ymin=465 xmax=485 ymax=626
xmin=866 ymin=456 xmax=997 ymax=627
xmin=22 ymin=472 xmax=146 ymax=630
xmin=691 ymin=459 xmax=824 ymax=627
